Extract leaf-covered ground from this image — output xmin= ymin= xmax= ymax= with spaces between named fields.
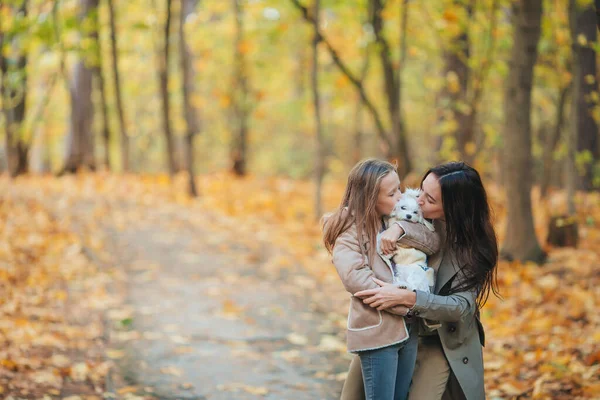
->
xmin=1 ymin=173 xmax=598 ymax=399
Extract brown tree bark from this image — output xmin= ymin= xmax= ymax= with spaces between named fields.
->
xmin=569 ymin=1 xmax=599 ymax=190
xmin=107 ymin=0 xmax=129 ymax=172
xmin=91 ymin=3 xmax=111 ymax=170
xmin=353 ymin=47 xmax=371 ymax=165
xmin=370 ymin=0 xmax=411 ymax=176
xmin=157 ymin=0 xmax=176 ymax=176
xmin=501 ymin=0 xmax=545 ymax=262
xmin=1 ymin=1 xmax=29 ymax=177
xmin=231 ymin=0 xmax=249 ymax=176
xmin=179 ymin=0 xmax=199 ymax=196
xmin=540 ymin=86 xmax=569 ymax=196
xmin=312 ymin=0 xmax=325 ymax=220
xmin=62 ymin=0 xmax=99 ymax=174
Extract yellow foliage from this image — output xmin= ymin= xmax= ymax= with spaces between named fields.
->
xmin=2 ymin=174 xmax=599 ymax=398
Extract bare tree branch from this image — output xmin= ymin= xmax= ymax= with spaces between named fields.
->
xmin=289 ymin=0 xmax=391 ymax=150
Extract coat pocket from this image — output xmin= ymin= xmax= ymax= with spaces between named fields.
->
xmin=347 ymin=296 xmax=383 ymax=331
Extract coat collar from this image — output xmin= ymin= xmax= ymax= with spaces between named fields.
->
xmin=431 ymin=219 xmax=461 ymax=293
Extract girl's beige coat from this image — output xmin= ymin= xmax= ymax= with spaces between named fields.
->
xmin=332 ymin=221 xmax=440 ymax=353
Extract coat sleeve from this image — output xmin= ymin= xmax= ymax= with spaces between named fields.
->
xmin=394 ymin=221 xmax=441 ymax=256
xmin=410 ymin=288 xmax=476 ymax=322
xmin=332 ymin=230 xmax=379 ymax=295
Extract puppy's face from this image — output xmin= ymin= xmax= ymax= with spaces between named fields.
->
xmin=390 ymin=191 xmax=423 ymax=222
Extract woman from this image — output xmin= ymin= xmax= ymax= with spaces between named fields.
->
xmin=323 ymin=159 xmax=440 ymax=400
xmin=342 ymin=161 xmax=499 ymax=400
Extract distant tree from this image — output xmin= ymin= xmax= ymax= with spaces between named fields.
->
xmin=231 ymin=0 xmax=249 ymax=176
xmin=312 ymin=0 xmax=325 ymax=219
xmin=569 ymin=0 xmax=599 ymax=190
xmin=290 ymin=0 xmax=413 ymax=177
xmin=156 ymin=0 xmax=177 ymax=176
xmin=62 ymin=0 xmax=99 ymax=174
xmin=107 ymin=0 xmax=130 ymax=172
xmin=91 ymin=1 xmax=111 ymax=169
xmin=1 ymin=1 xmax=29 ymax=177
xmin=179 ymin=0 xmax=200 ymax=196
xmin=501 ymin=0 xmax=545 ymax=262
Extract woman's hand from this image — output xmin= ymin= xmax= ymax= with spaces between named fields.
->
xmin=379 ymin=224 xmax=405 ymax=255
xmin=354 ymin=278 xmax=415 ymax=311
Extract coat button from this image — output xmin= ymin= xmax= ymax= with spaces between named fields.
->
xmin=463 ymin=357 xmax=469 ymax=364
xmin=448 ymin=325 xmax=456 ymax=333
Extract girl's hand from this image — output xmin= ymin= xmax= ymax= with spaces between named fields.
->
xmin=380 ymin=224 xmax=404 ymax=255
xmin=354 ymin=278 xmax=413 ymax=310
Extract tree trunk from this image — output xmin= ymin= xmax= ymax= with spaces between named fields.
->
xmin=157 ymin=0 xmax=176 ymax=176
xmin=370 ymin=0 xmax=411 ymax=177
xmin=179 ymin=0 xmax=199 ymax=196
xmin=289 ymin=0 xmax=393 ymax=165
xmin=570 ymin=1 xmax=599 ymax=190
xmin=540 ymin=86 xmax=568 ymax=196
xmin=1 ymin=1 xmax=29 ymax=177
xmin=62 ymin=0 xmax=99 ymax=174
xmin=353 ymin=48 xmax=371 ymax=165
xmin=231 ymin=0 xmax=249 ymax=176
xmin=312 ymin=0 xmax=325 ymax=220
xmin=501 ymin=0 xmax=545 ymax=263
xmin=107 ymin=0 xmax=129 ymax=172
xmin=441 ymin=19 xmax=470 ymax=161
xmin=91 ymin=3 xmax=111 ymax=170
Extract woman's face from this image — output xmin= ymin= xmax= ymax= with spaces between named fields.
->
xmin=376 ymin=171 xmax=402 ymax=217
xmin=418 ymin=173 xmax=445 ymax=220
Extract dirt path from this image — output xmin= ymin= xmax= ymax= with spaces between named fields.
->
xmin=30 ymin=190 xmax=351 ymax=400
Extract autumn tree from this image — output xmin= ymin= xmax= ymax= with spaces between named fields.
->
xmin=91 ymin=0 xmax=110 ymax=169
xmin=62 ymin=0 xmax=99 ymax=174
xmin=231 ymin=0 xmax=250 ymax=176
xmin=107 ymin=0 xmax=130 ymax=172
xmin=156 ymin=0 xmax=176 ymax=175
xmin=312 ymin=0 xmax=325 ymax=219
xmin=0 ymin=0 xmax=29 ymax=177
xmin=569 ymin=0 xmax=599 ymax=190
xmin=501 ymin=0 xmax=545 ymax=262
xmin=179 ymin=0 xmax=200 ymax=196
xmin=290 ymin=0 xmax=412 ymax=177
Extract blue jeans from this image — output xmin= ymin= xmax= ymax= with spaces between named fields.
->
xmin=358 ymin=324 xmax=418 ymax=400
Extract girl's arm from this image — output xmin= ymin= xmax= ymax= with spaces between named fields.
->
xmin=382 ymin=222 xmax=440 ymax=256
xmin=332 ymin=231 xmax=380 ymax=295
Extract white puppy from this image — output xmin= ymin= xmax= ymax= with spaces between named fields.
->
xmin=378 ymin=188 xmax=436 ymax=292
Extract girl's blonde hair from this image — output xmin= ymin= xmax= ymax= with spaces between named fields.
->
xmin=322 ymin=159 xmax=397 ymax=263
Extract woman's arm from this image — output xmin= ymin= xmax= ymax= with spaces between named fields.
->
xmin=407 ymin=289 xmax=476 ymax=322
xmin=332 ymin=231 xmax=380 ymax=295
xmin=355 ymin=278 xmax=476 ymax=322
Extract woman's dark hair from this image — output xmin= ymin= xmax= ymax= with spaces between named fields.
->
xmin=422 ymin=161 xmax=500 ymax=308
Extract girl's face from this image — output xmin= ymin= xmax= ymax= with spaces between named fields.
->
xmin=376 ymin=172 xmax=402 ymax=217
xmin=418 ymin=173 xmax=445 ymax=220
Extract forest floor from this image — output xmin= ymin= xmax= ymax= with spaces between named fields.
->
xmin=1 ymin=172 xmax=599 ymax=399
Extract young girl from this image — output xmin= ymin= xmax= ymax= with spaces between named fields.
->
xmin=322 ymin=159 xmax=439 ymax=400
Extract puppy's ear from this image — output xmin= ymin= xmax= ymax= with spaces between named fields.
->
xmin=403 ymin=187 xmax=421 ymax=198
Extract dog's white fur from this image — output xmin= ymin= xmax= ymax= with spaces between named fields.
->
xmin=378 ymin=188 xmax=436 ymax=292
